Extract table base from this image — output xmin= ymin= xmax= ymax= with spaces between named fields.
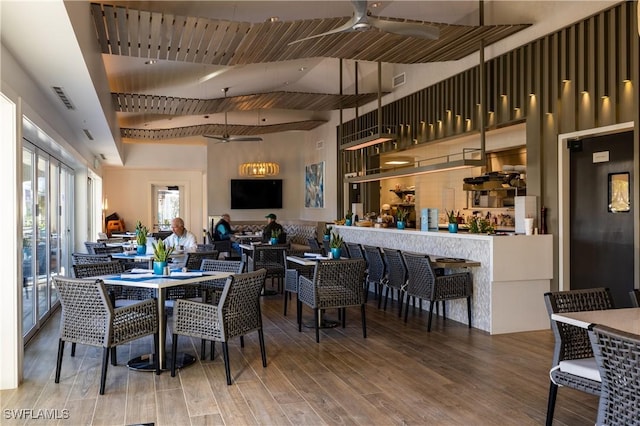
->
xmin=303 ymin=318 xmax=339 ymax=329
xmin=127 ymin=352 xmax=196 ymax=371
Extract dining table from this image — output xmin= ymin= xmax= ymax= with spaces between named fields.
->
xmin=99 ymin=269 xmax=235 ymax=371
xmin=551 ymin=307 xmax=640 ymax=334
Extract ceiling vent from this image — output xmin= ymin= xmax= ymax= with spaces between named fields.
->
xmin=392 ymin=72 xmax=406 ymax=88
xmin=83 ymin=129 xmax=94 ymax=140
xmin=316 ymin=140 xmax=324 ymax=150
xmin=52 ymin=86 xmax=75 ymax=110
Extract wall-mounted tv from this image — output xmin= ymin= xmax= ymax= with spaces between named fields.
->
xmin=230 ymin=179 xmax=283 ymax=209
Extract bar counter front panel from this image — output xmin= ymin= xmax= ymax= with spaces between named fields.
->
xmin=334 ymin=225 xmax=553 ymax=334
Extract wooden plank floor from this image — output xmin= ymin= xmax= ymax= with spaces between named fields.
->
xmin=1 ymin=291 xmax=598 ymax=425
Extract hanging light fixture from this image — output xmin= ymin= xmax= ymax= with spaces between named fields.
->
xmin=239 ymin=161 xmax=280 ymax=177
xmin=238 ymin=110 xmax=279 ymax=177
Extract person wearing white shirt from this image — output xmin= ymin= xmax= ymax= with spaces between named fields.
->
xmin=164 ymin=217 xmax=198 ymax=252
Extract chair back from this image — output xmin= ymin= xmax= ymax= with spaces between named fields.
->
xmin=199 ymin=240 xmax=232 ymax=254
xmin=310 ymin=258 xmax=367 ymax=304
xmin=322 ymin=239 xmax=330 ymax=256
xmin=201 ymin=259 xmax=244 ymax=274
xmin=72 ymin=253 xmax=113 ymax=264
xmin=73 ymin=261 xmax=124 ymax=278
xmin=308 ymin=238 xmax=321 ymax=250
xmin=630 ymin=289 xmax=640 ymax=307
xmin=589 ymin=324 xmax=640 ymax=425
xmin=402 ymin=252 xmax=436 ymax=298
xmin=218 ymin=269 xmax=268 ymax=340
xmin=383 ymin=249 xmax=406 ymax=290
xmin=544 ymin=288 xmax=614 ymax=365
xmin=54 ymin=276 xmax=112 ymax=346
xmin=85 ymin=241 xmax=106 ymax=254
xmin=248 ymin=245 xmax=287 ymax=272
xmin=94 ymin=246 xmax=125 ymax=255
xmin=185 ymin=251 xmax=219 ymax=269
xmin=345 ymin=242 xmax=364 ymax=259
xmin=363 ymin=245 xmax=385 ymax=284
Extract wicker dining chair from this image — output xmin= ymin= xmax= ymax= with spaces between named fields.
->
xmin=54 ymin=276 xmax=159 ymax=395
xmin=588 ymin=324 xmax=640 ymax=426
xmin=94 ymin=245 xmax=125 ymax=255
xmin=184 ymin=251 xmax=219 ymax=270
xmin=543 ymin=288 xmax=615 ymax=426
xmin=630 ymin=289 xmax=640 ymax=307
xmin=402 ymin=252 xmax=472 ymax=332
xmin=282 ymin=249 xmax=318 ymax=316
xmin=308 ymin=238 xmax=322 ymax=251
xmin=72 ymin=253 xmax=113 ymax=264
xmin=380 ymin=249 xmax=407 ymax=315
xmin=297 ymin=258 xmax=367 ymax=343
xmin=247 ymin=245 xmax=288 ymax=293
xmin=345 ymin=242 xmax=364 ymax=259
xmin=363 ymin=245 xmax=385 ymax=303
xmin=84 ymin=241 xmax=106 ymax=254
xmin=171 ymin=269 xmax=268 ymax=384
xmin=72 ymin=261 xmax=155 ymax=306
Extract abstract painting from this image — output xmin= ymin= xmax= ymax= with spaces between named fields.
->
xmin=305 ymin=161 xmax=324 ymax=208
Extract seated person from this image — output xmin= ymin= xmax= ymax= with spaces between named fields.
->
xmin=214 ymin=213 xmax=242 ymax=256
xmin=163 ymin=217 xmax=198 ymax=252
xmin=262 ymin=213 xmax=286 ymax=244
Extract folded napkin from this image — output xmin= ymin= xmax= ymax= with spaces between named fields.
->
xmin=303 ymin=252 xmax=322 ymax=258
xmin=170 ymin=271 xmax=203 ymax=277
xmin=130 ymin=268 xmax=152 ymax=273
xmin=121 ymin=273 xmax=155 ymax=279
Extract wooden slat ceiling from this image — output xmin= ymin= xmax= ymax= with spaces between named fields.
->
xmin=90 ymin=2 xmax=531 ymax=141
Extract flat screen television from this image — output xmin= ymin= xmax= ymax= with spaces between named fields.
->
xmin=230 ymin=179 xmax=283 ymax=209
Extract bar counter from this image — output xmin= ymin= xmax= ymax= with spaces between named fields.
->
xmin=334 ymin=225 xmax=553 ymax=334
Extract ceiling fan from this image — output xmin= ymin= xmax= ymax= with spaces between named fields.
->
xmin=203 ymin=88 xmax=263 ymax=143
xmin=288 ymin=0 xmax=440 ymax=45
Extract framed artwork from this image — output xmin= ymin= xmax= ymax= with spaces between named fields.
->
xmin=305 ymin=161 xmax=324 ymax=208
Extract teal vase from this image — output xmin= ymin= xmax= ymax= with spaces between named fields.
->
xmin=323 ymin=235 xmax=330 ymax=241
xmin=136 ymin=244 xmax=147 ymax=255
xmin=330 ymin=247 xmax=341 ymax=259
xmin=345 ymin=219 xmax=352 ymax=226
xmin=448 ymin=223 xmax=459 ymax=233
xmin=153 ymin=261 xmax=168 ymax=275
xmin=397 ymin=221 xmax=405 ymax=230
xmin=270 ymin=237 xmax=278 ymax=245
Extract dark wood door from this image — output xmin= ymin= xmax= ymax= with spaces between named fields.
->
xmin=569 ymin=131 xmax=634 ymax=307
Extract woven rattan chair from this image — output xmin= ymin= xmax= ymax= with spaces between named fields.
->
xmin=73 ymin=261 xmax=155 ymax=306
xmin=322 ymin=239 xmax=330 ymax=256
xmin=53 ymin=276 xmax=159 ymax=395
xmin=184 ymin=251 xmax=219 ymax=270
xmin=84 ymin=241 xmax=106 ymax=254
xmin=308 ymin=238 xmax=322 ymax=251
xmin=282 ymin=249 xmax=318 ymax=316
xmin=345 ymin=242 xmax=364 ymax=259
xmin=297 ymin=258 xmax=367 ymax=343
xmin=248 ymin=245 xmax=288 ymax=293
xmin=94 ymin=246 xmax=124 ymax=255
xmin=543 ymin=288 xmax=614 ymax=426
xmin=171 ymin=269 xmax=268 ymax=384
xmin=588 ymin=324 xmax=640 ymax=426
xmin=72 ymin=253 xmax=112 ymax=264
xmin=381 ymin=249 xmax=407 ymax=315
xmin=402 ymin=252 xmax=472 ymax=332
xmin=630 ymin=289 xmax=640 ymax=307
xmin=363 ymin=245 xmax=385 ymax=303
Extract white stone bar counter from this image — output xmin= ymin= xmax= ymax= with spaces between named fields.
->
xmin=335 ymin=225 xmax=553 ymax=334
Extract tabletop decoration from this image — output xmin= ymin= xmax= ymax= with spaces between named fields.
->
xmin=323 ymin=225 xmax=332 ymax=241
xmin=135 ymin=220 xmax=149 ymax=254
xmin=329 ymin=232 xmax=344 ymax=259
xmin=270 ymin=228 xmax=281 ymax=245
xmin=446 ymin=210 xmax=459 ymax=233
xmin=396 ymin=208 xmax=408 ymax=229
xmin=152 ymin=239 xmax=174 ymax=275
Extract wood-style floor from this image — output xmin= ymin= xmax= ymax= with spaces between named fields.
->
xmin=2 ymin=290 xmax=598 ymax=425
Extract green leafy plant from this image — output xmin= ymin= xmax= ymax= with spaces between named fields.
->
xmin=323 ymin=225 xmax=333 ymax=236
xmin=152 ymin=238 xmax=174 ymax=262
xmin=329 ymin=232 xmax=344 ymax=249
xmin=467 ymin=216 xmax=495 ymax=234
xmin=446 ymin=210 xmax=459 ymax=224
xmin=345 ymin=211 xmax=353 ymax=220
xmin=135 ymin=220 xmax=148 ymax=246
xmin=271 ymin=228 xmax=282 ymax=239
xmin=396 ymin=208 xmax=409 ymax=222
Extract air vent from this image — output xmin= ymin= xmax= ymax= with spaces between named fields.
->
xmin=316 ymin=139 xmax=324 ymax=150
xmin=52 ymin=86 xmax=75 ymax=110
xmin=392 ymin=72 xmax=406 ymax=88
xmin=83 ymin=128 xmax=94 ymax=140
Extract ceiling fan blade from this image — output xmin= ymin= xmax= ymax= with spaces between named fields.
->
xmin=288 ymin=17 xmax=358 ymax=46
xmin=369 ymin=17 xmax=439 ymax=40
xmin=203 ymin=135 xmax=227 ymax=141
xmin=226 ymin=136 xmax=264 ymax=142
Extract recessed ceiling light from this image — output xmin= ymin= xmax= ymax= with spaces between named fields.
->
xmin=268 ymin=16 xmax=279 ymax=22
xmin=299 ymin=67 xmax=306 ymax=71
xmin=145 ymin=59 xmax=157 ymax=65
xmin=370 ymin=2 xmax=381 ymax=8
xmin=385 ymin=160 xmax=410 ymax=165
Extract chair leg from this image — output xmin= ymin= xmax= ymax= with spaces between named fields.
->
xmin=546 ymin=381 xmax=558 ymax=426
xmin=201 ymin=339 xmax=207 ymax=360
xmin=442 ymin=300 xmax=446 ymax=321
xmin=99 ymin=347 xmax=110 ymax=395
xmin=341 ymin=308 xmax=346 ymax=328
xmin=380 ymin=287 xmax=386 ymax=310
xmin=398 ymin=290 xmax=404 ymax=318
xmin=283 ymin=290 xmax=289 ymax=316
xmin=211 ymin=341 xmax=215 ymax=361
xmin=222 ymin=342 xmax=232 ymax=385
xmin=153 ymin=332 xmax=160 ymax=375
xmin=71 ymin=342 xmax=76 ymax=357
xmin=55 ymin=339 xmax=65 ymax=383
xmin=240 ymin=336 xmax=245 ymax=348
xmin=427 ymin=300 xmax=435 ymax=332
xmin=404 ymin=294 xmax=410 ymax=323
xmin=467 ymin=296 xmax=472 ymax=328
xmin=111 ymin=347 xmax=118 ymax=366
xmin=297 ymin=300 xmax=303 ymax=332
xmin=258 ymin=329 xmax=267 ymax=368
xmin=361 ymin=304 xmax=367 ymax=338
xmin=314 ymin=308 xmax=320 ymax=343
xmin=171 ymin=334 xmax=178 ymax=377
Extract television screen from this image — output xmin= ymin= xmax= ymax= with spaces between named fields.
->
xmin=230 ymin=179 xmax=283 ymax=209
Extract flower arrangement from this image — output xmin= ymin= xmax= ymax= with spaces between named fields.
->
xmin=329 ymin=232 xmax=344 ymax=249
xmin=152 ymin=238 xmax=174 ymax=262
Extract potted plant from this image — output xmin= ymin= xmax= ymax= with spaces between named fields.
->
xmin=152 ymin=239 xmax=174 ymax=275
xmin=345 ymin=211 xmax=353 ymax=226
xmin=446 ymin=210 xmax=459 ymax=233
xmin=323 ymin=225 xmax=332 ymax=241
xmin=396 ymin=208 xmax=408 ymax=229
xmin=329 ymin=232 xmax=344 ymax=259
xmin=135 ymin=221 xmax=148 ymax=254
xmin=270 ymin=228 xmax=281 ymax=245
